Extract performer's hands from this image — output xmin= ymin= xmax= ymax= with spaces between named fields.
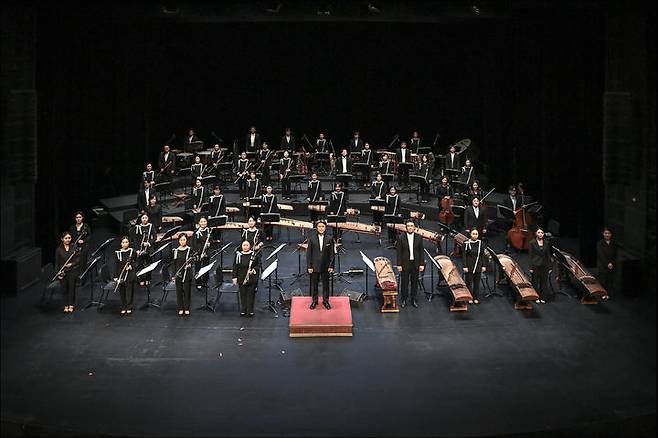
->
xmin=126 ymin=265 xmax=132 ymax=270
xmin=481 ymin=267 xmax=486 ymax=272
xmin=463 ymin=267 xmax=469 ymax=273
xmin=58 ymin=273 xmax=65 ymax=279
xmin=307 ymin=268 xmax=313 ymax=274
xmin=419 ymin=265 xmax=425 ymax=272
xmin=607 ymin=263 xmax=613 ymax=270
xmin=78 ymin=239 xmax=84 ymax=245
xmin=396 ymin=266 xmax=403 ymax=272
xmin=65 ymin=263 xmax=73 ymax=269
xmin=232 ymin=278 xmax=238 ymax=285
xmin=529 ymin=268 xmax=534 ymax=274
xmin=328 ymin=268 xmax=334 ymax=273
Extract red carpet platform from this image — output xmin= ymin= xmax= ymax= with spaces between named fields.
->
xmin=289 ymin=297 xmax=353 ymax=337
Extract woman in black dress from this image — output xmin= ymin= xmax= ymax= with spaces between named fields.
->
xmin=114 ymin=236 xmax=136 ymax=315
xmin=462 ymin=229 xmax=487 ymax=304
xmin=232 ymin=240 xmax=261 ymax=317
xmin=596 ymin=227 xmax=617 ymax=300
xmin=261 ymin=185 xmax=279 ymax=241
xmin=529 ymin=227 xmax=552 ymax=304
xmin=55 ymin=231 xmax=81 ymax=313
xmin=69 ymin=211 xmax=91 ymax=267
xmin=172 ymin=234 xmax=194 ymax=316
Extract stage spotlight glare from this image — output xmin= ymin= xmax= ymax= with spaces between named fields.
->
xmin=367 ymin=3 xmax=381 ymax=14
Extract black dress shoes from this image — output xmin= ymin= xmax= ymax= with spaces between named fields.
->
xmin=310 ymin=301 xmax=318 ymax=310
xmin=412 ymin=299 xmax=418 ymax=308
xmin=323 ymin=300 xmax=331 ymax=310
xmin=400 ymin=299 xmax=407 ymax=308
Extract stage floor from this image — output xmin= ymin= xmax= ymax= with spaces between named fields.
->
xmin=1 ymin=226 xmax=655 ymax=436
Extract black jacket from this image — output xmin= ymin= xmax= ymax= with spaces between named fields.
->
xmin=463 ymin=206 xmax=488 ymax=233
xmin=245 ymin=132 xmax=262 ymax=152
xmin=596 ymin=239 xmax=618 ymax=271
xmin=528 ymin=239 xmax=551 ymax=269
xmin=396 ymin=233 xmax=425 ymax=270
xmin=463 ymin=239 xmax=486 ymax=272
xmin=306 ymin=231 xmax=335 ymax=271
xmin=280 ymin=135 xmax=296 ymax=152
xmin=445 ymin=152 xmax=460 ymax=170
xmin=336 ymin=156 xmax=351 ymax=174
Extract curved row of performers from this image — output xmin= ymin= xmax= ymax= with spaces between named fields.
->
xmin=54 ymin=208 xmax=618 ymax=316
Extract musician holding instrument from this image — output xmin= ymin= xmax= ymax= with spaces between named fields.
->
xmin=209 ymin=186 xmax=226 ymax=242
xmin=193 ymin=217 xmax=212 ymax=290
xmin=232 ymin=240 xmax=261 ymax=317
xmin=596 ymin=227 xmax=617 ymax=300
xmin=307 ymin=220 xmax=335 ymax=310
xmin=245 ymin=171 xmax=261 ymax=200
xmin=258 ymin=142 xmax=273 ymax=186
xmin=307 ymin=172 xmax=323 ymax=223
xmin=329 ymin=182 xmax=347 ymax=240
xmin=280 ymin=127 xmax=296 ymax=152
xmin=279 ymin=150 xmax=294 ymax=200
xmin=397 ymin=141 xmax=411 ymax=186
xmin=191 ymin=178 xmax=206 ymax=223
xmin=55 ymin=231 xmax=81 ymax=313
xmin=114 ymin=236 xmax=136 ymax=315
xmin=467 ymin=181 xmax=484 ymax=205
xmin=172 ymin=234 xmax=194 ymax=316
xmin=137 ymin=179 xmax=154 ymax=215
xmin=462 ymin=229 xmax=486 ymax=305
xmin=370 ymin=173 xmax=387 ymax=226
xmin=131 ymin=213 xmax=154 ymax=287
xmin=69 ymin=211 xmax=91 ymax=267
xmin=261 ymin=185 xmax=279 ymax=241
xmin=379 ymin=153 xmax=393 ymax=175
xmin=235 ymin=151 xmax=250 ymax=198
xmin=210 ymin=143 xmax=224 ymax=176
xmin=191 ymin=154 xmax=204 ymax=180
xmin=157 ymin=144 xmax=176 ymax=182
xmin=395 ymin=219 xmax=425 ymax=308
xmin=142 ymin=163 xmax=155 ymax=184
xmin=145 ymin=195 xmax=162 ymax=231
xmin=359 ymin=142 xmax=374 ymax=186
xmin=436 ymin=175 xmax=452 ymax=200
xmin=348 ymin=131 xmax=363 ymax=154
xmin=242 ymin=216 xmax=264 ymax=252
xmin=528 ymin=227 xmax=551 ymax=304
xmin=417 ymin=154 xmax=431 ymax=203
xmin=384 ymin=186 xmax=401 ymax=243
xmin=463 ymin=197 xmax=488 ymax=239
xmin=460 ymin=158 xmax=475 ymax=188
xmin=184 ymin=128 xmax=201 ymax=152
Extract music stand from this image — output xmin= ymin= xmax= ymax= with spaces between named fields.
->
xmin=409 ymin=174 xmax=426 ymax=203
xmin=91 ymin=237 xmax=115 ymax=259
xmin=211 ymin=242 xmax=234 ymax=311
xmin=443 ymin=168 xmax=461 ymax=183
xmin=352 ymin=162 xmax=371 ymax=185
xmin=327 ymin=214 xmax=351 ymax=284
xmin=195 ymin=260 xmax=217 ymax=311
xmin=158 ymin=225 xmax=182 ymax=242
xmin=265 ymin=243 xmax=286 ymax=292
xmin=483 ymin=246 xmax=504 ymax=298
xmin=315 ymin=151 xmax=330 ymax=175
xmin=246 ymin=197 xmax=261 ymax=220
xmin=335 ymin=173 xmax=352 ymax=190
xmin=137 ymin=259 xmax=163 ymax=308
xmin=261 ymin=259 xmax=279 ymax=316
xmin=550 ymin=247 xmax=575 ymax=299
xmin=423 ymin=248 xmax=445 ymax=302
xmin=359 ymin=251 xmax=375 ymax=298
xmin=290 ymin=241 xmax=308 ymax=286
xmin=208 ymin=215 xmax=228 ymax=228
xmin=155 ymin=181 xmax=171 ymax=206
xmin=80 ymin=256 xmax=102 ymax=309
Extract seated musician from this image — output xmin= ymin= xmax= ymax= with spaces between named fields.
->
xmin=191 ymin=154 xmax=204 ymax=180
xmin=410 ymin=131 xmax=421 ymax=153
xmin=463 ymin=197 xmax=488 ymax=240
xmin=379 ymin=153 xmax=393 ymax=176
xmin=307 ymin=172 xmax=323 ymax=223
xmin=370 ymin=173 xmax=387 ymax=226
xmin=143 ymin=163 xmax=155 ymax=185
xmin=397 ymin=141 xmax=411 ymax=186
xmin=191 ymin=177 xmax=206 ymax=223
xmin=258 ymin=142 xmax=272 ymax=186
xmin=360 ymin=142 xmax=374 ymax=187
xmin=242 ymin=216 xmax=264 ymax=252
xmin=210 ymin=143 xmax=224 ymax=176
xmin=596 ymin=227 xmax=617 ymax=300
xmin=279 ymin=150 xmax=294 ymax=200
xmin=261 ymin=185 xmax=279 ymax=242
xmin=315 ymin=132 xmax=332 ymax=172
xmin=328 ymin=182 xmax=347 ymax=240
xmin=157 ymin=144 xmax=176 ymax=182
xmin=467 ymin=181 xmax=484 ymax=205
xmin=436 ymin=175 xmax=452 ymax=207
xmin=417 ymin=154 xmax=431 ymax=203
xmin=385 ymin=186 xmax=401 ymax=243
xmin=462 ymin=228 xmax=486 ymax=305
xmin=235 ymin=151 xmax=250 ymax=198
xmin=193 ymin=216 xmax=212 ymax=290
xmin=209 ymin=185 xmax=226 ymax=242
xmin=460 ymin=158 xmax=475 ymax=188
xmin=145 ymin=196 xmax=162 ymax=231
xmin=445 ymin=144 xmax=460 ymax=171
xmin=184 ymin=128 xmax=202 ymax=152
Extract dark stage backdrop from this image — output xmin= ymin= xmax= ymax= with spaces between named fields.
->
xmin=34 ymin=8 xmax=605 ymax=263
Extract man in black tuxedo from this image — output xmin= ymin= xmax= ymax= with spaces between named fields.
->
xmin=396 ymin=219 xmax=425 ymax=308
xmin=183 ymin=128 xmax=202 ymax=152
xmin=157 ymin=144 xmax=176 ymax=182
xmin=280 ymin=127 xmax=296 ymax=152
xmin=445 ymin=145 xmax=460 ymax=170
xmin=245 ymin=126 xmax=261 ymax=153
xmin=306 ymin=221 xmax=335 ymax=309
xmin=348 ymin=131 xmax=363 ymax=153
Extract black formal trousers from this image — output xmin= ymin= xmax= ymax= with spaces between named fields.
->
xmin=281 ymin=178 xmax=291 ymax=197
xmin=119 ymin=277 xmax=136 ymax=309
xmin=598 ymin=267 xmax=615 ymax=296
xmin=60 ymin=273 xmax=77 ymax=306
xmin=464 ymin=271 xmax=481 ymax=300
xmin=310 ymin=271 xmax=330 ymax=302
xmin=176 ymin=277 xmax=192 ymax=310
xmin=400 ymin=269 xmax=419 ymax=301
xmin=239 ymin=283 xmax=257 ymax=314
xmin=532 ymin=266 xmax=550 ymax=300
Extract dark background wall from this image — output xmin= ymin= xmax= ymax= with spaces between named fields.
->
xmin=22 ymin=2 xmax=653 ymax=285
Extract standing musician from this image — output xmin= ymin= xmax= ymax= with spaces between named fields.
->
xmin=261 ymin=185 xmax=279 ymax=242
xmin=193 ymin=217 xmax=212 ymax=290
xmin=114 ymin=236 xmax=136 ymax=315
xmin=460 ymin=158 xmax=475 ymax=188
xmin=210 ymin=143 xmax=224 ymax=176
xmin=137 ymin=179 xmax=154 ymax=214
xmin=348 ymin=131 xmax=363 ymax=154
xmin=191 ymin=178 xmax=206 ymax=223
xmin=235 ymin=151 xmax=251 ymax=198
xmin=596 ymin=227 xmax=616 ymax=300
xmin=436 ymin=176 xmax=452 ymax=206
xmin=279 ymin=150 xmax=294 ymax=200
xmin=462 ymin=229 xmax=487 ymax=305
xmin=183 ymin=128 xmax=201 ymax=152
xmin=396 ymin=219 xmax=425 ymax=308
xmin=143 ymin=163 xmax=155 ymax=184
xmin=209 ymin=185 xmax=226 ymax=242
xmin=379 ymin=153 xmax=393 ymax=175
xmin=69 ymin=211 xmax=91 ymax=267
xmin=191 ymin=154 xmax=204 ymax=180
xmin=417 ymin=154 xmax=431 ymax=203
xmin=528 ymin=227 xmax=551 ymax=304
xmin=397 ymin=141 xmax=411 ymax=186
xmin=242 ymin=216 xmax=264 ymax=252
xmin=384 ymin=186 xmax=401 ymax=243
xmin=245 ymin=170 xmax=261 ymax=200
xmin=463 ymin=197 xmax=488 ymax=239
xmin=145 ymin=195 xmax=162 ymax=231
xmin=444 ymin=144 xmax=460 ymax=172
xmin=307 ymin=172 xmax=323 ymax=223
xmin=360 ymin=142 xmax=374 ymax=186
xmin=467 ymin=181 xmax=484 ymax=205
xmin=502 ymin=185 xmax=519 ymax=253
xmin=280 ymin=127 xmax=296 ymax=152
xmin=336 ymin=148 xmax=351 ymax=175
xmin=316 ymin=132 xmax=329 ymax=153
xmin=307 ymin=220 xmax=335 ymax=310
xmin=232 ymin=240 xmax=261 ymax=317
xmin=370 ymin=173 xmax=387 ymax=225
xmin=131 ymin=213 xmax=154 ymax=287
xmin=245 ymin=126 xmax=261 ymax=153
xmin=172 ymin=234 xmax=194 ymax=316
xmin=55 ymin=231 xmax=81 ymax=313
xmin=258 ymin=142 xmax=273 ymax=186
xmin=328 ymin=183 xmax=347 ymax=240
xmin=157 ymin=144 xmax=176 ymax=182
xmin=410 ymin=131 xmax=422 ymax=154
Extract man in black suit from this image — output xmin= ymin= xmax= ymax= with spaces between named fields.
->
xmin=396 ymin=219 xmax=425 ymax=308
xmin=280 ymin=127 xmax=296 ymax=152
xmin=348 ymin=131 xmax=363 ymax=153
xmin=307 ymin=221 xmax=335 ymax=309
xmin=245 ymin=126 xmax=261 ymax=153
xmin=183 ymin=128 xmax=202 ymax=152
xmin=157 ymin=144 xmax=176 ymax=182
xmin=444 ymin=145 xmax=460 ymax=171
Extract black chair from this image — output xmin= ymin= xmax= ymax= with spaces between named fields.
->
xmin=159 ymin=264 xmax=177 ymax=310
xmin=40 ymin=263 xmax=61 ymax=306
xmin=212 ymin=263 xmax=240 ymax=311
xmin=98 ymin=263 xmax=117 ymax=309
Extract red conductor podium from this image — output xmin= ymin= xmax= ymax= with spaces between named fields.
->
xmin=288 ymin=296 xmax=353 ymax=337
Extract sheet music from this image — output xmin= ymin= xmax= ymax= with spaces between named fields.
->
xmin=359 ymin=251 xmax=375 ymax=273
